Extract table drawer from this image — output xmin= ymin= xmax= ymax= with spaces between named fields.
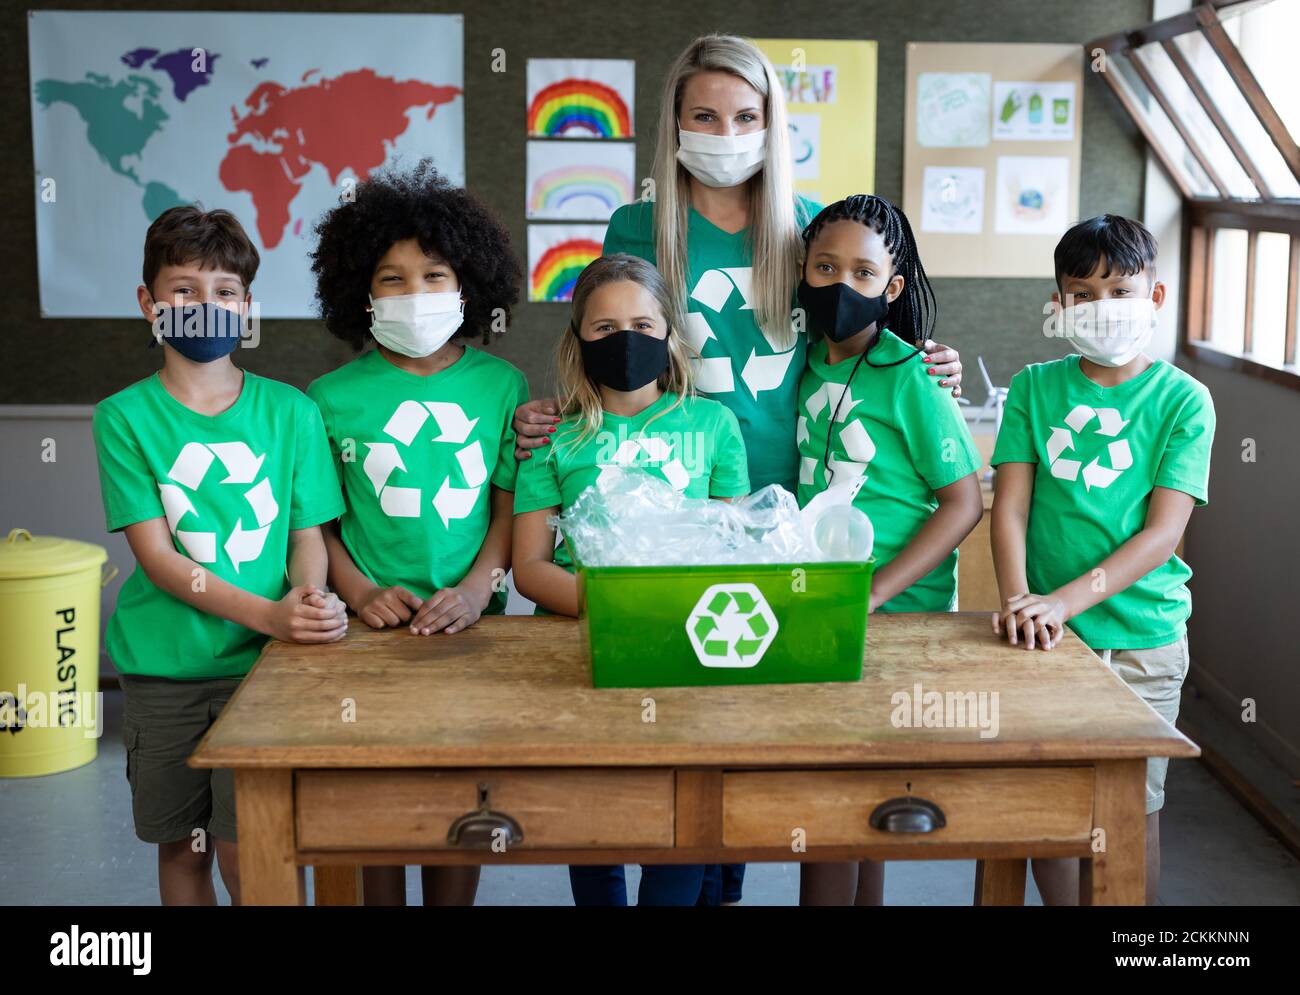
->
xmin=723 ymin=767 xmax=1093 ymax=848
xmin=296 ymin=769 xmax=674 ymax=851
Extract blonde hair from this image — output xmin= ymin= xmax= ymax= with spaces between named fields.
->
xmin=652 ymin=34 xmax=801 ymax=351
xmin=555 ymin=254 xmax=695 ymax=448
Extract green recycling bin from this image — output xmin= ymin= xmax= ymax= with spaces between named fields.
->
xmin=0 ymin=528 xmax=112 ymax=776
xmin=574 ymin=555 xmax=873 ymax=688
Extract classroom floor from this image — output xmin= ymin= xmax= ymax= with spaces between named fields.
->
xmin=3 ymin=688 xmax=1297 ymax=906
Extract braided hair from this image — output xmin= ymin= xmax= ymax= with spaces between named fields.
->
xmin=802 ymin=194 xmax=937 ymax=485
xmin=801 ymin=193 xmax=937 ymax=361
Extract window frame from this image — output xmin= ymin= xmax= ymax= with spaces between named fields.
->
xmin=1088 ymin=0 xmax=1300 ymax=390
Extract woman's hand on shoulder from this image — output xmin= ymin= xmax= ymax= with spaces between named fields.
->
xmin=513 ymin=398 xmax=561 ymax=460
xmin=922 ymin=340 xmax=963 ymax=400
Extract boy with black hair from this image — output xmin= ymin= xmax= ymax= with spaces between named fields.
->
xmin=93 ymin=206 xmax=346 ymax=904
xmin=989 ymin=214 xmax=1216 ymax=904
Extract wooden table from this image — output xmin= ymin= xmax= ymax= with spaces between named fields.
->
xmin=190 ymin=613 xmax=1198 ymax=906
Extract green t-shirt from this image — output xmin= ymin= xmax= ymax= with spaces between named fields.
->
xmin=991 ymin=355 xmax=1214 ymax=649
xmin=93 ymin=371 xmax=345 ymax=679
xmin=307 ymin=346 xmax=528 ymax=613
xmin=602 ymin=196 xmax=821 ymax=493
xmin=797 ymin=331 xmax=982 ymax=613
xmin=513 ymin=391 xmax=750 ymax=572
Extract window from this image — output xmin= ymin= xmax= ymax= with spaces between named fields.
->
xmin=1089 ymin=1 xmax=1300 ymax=386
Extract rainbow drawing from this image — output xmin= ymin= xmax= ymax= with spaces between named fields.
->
xmin=528 ymin=79 xmax=631 ymax=137
xmin=526 ymin=59 xmax=635 ymax=139
xmin=528 ymin=164 xmax=633 ymax=219
xmin=527 ymin=225 xmax=606 ymax=302
xmin=526 ymin=141 xmax=636 ymax=221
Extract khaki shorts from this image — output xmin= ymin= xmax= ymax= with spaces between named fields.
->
xmin=1097 ymin=636 xmax=1190 ymax=815
xmin=119 ymin=673 xmax=241 ymax=845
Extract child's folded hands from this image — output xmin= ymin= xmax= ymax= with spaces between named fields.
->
xmin=408 ymin=584 xmax=487 ymax=636
xmin=992 ymin=592 xmax=1067 ymax=651
xmin=355 ymin=585 xmax=423 ymax=630
xmin=266 ymin=584 xmax=349 ymax=643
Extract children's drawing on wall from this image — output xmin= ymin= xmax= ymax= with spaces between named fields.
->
xmin=994 ymin=155 xmax=1070 ymax=234
xmin=915 ymin=72 xmax=991 ymax=147
xmin=526 ymin=58 xmax=635 ymax=138
xmin=920 ymin=165 xmax=985 ymax=234
xmin=527 ymin=224 xmax=606 ymax=302
xmin=992 ymin=81 xmax=1075 ymax=140
xmin=787 ymin=113 xmax=821 ymax=185
xmin=526 ymin=141 xmax=635 ymax=221
xmin=772 ymin=64 xmax=837 ymax=103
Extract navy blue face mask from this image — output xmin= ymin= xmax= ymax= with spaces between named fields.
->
xmin=148 ymin=302 xmax=245 ymax=363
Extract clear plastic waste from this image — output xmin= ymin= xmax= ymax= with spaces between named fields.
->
xmin=811 ymin=503 xmax=875 ymax=560
xmin=550 ymin=468 xmax=873 ymax=566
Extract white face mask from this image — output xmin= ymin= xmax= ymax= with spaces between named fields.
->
xmin=676 ymin=128 xmax=767 ymax=188
xmin=369 ymin=291 xmax=464 ymax=357
xmin=1051 ymin=297 xmax=1158 ymax=368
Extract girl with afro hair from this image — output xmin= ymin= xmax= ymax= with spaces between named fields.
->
xmin=305 ymin=160 xmax=526 ymax=907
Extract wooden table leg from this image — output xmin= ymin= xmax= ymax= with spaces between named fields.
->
xmin=973 ymin=859 xmax=1026 ymax=905
xmin=235 ymin=769 xmax=304 ymax=906
xmin=314 ymin=865 xmax=363 ymax=906
xmin=1081 ymin=759 xmax=1146 ymax=906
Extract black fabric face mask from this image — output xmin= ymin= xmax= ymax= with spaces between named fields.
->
xmin=797 ymin=279 xmax=891 ymax=342
xmin=574 ymin=326 xmax=670 ymax=391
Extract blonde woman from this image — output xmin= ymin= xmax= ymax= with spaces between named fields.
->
xmin=515 ymin=33 xmax=964 ymax=496
xmin=512 ymin=253 xmax=748 ymax=906
xmin=513 ymin=33 xmax=965 ymax=907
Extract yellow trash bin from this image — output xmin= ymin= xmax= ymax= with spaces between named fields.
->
xmin=0 ymin=528 xmax=114 ymax=777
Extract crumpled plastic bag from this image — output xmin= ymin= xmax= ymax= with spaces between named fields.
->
xmin=550 ymin=467 xmax=873 ymax=566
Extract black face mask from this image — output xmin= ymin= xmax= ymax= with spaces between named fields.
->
xmin=798 ymin=279 xmax=891 ymax=342
xmin=574 ymin=327 xmax=669 ymax=391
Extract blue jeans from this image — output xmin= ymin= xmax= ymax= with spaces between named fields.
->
xmin=569 ymin=864 xmax=707 ymax=906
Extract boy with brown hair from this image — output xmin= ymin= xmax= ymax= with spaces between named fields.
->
xmin=93 ymin=206 xmax=346 ymax=904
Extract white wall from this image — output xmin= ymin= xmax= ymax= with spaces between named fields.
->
xmin=0 ymin=407 xmax=129 ymax=675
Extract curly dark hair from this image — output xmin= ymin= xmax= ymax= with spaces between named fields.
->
xmin=310 ymin=159 xmax=521 ymax=349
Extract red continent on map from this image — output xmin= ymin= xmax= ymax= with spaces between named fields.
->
xmin=219 ymin=68 xmax=461 ymax=248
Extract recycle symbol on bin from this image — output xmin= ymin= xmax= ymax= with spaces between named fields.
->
xmin=363 ymin=400 xmax=485 ymax=527
xmin=1046 ymin=404 xmax=1132 ymax=491
xmin=157 ymin=441 xmax=279 ymax=573
xmin=685 ymin=583 xmax=780 ymax=669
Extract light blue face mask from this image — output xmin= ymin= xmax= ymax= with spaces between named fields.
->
xmin=148 ymin=302 xmax=245 ymax=362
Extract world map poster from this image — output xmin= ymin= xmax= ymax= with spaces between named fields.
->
xmin=28 ymin=11 xmax=465 ymax=317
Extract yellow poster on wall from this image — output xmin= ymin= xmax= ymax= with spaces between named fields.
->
xmin=753 ymin=39 xmax=877 ymax=205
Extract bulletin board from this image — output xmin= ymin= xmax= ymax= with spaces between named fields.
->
xmin=903 ymin=42 xmax=1083 ymax=278
xmin=754 ymin=39 xmax=877 ymax=204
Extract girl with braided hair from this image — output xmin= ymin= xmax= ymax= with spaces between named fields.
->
xmin=795 ymin=195 xmax=985 ymax=906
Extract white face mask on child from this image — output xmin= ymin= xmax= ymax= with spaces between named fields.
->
xmin=1051 ymin=297 xmax=1158 ymax=368
xmin=368 ymin=291 xmax=464 ymax=357
xmin=676 ymin=128 xmax=768 ymax=188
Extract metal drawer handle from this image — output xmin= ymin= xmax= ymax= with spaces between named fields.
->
xmin=869 ymin=796 xmax=946 ymax=834
xmin=446 ymin=783 xmax=524 ymax=849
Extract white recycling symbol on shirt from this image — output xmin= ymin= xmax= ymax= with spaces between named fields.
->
xmin=157 ymin=441 xmax=279 ymax=573
xmin=1045 ymin=404 xmax=1133 ymax=491
xmin=597 ymin=435 xmax=690 ymax=491
xmin=683 ymin=266 xmax=797 ymax=399
xmin=362 ymin=400 xmax=486 ymax=527
xmin=798 ymin=380 xmax=877 ymax=488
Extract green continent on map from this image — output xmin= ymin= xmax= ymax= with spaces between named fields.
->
xmin=34 ymin=73 xmax=168 ymax=184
